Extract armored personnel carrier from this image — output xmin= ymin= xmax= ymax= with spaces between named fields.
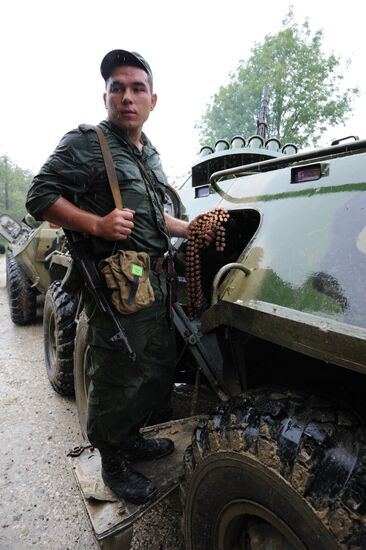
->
xmin=0 ymin=214 xmax=64 ymax=325
xmin=41 ymin=133 xmax=366 ymax=549
xmin=174 ymin=134 xmax=366 ymax=550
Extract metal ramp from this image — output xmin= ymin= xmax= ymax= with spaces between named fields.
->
xmin=69 ymin=417 xmax=200 ymax=549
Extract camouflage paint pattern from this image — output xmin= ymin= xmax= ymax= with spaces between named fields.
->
xmin=10 ymin=222 xmax=62 ymax=294
xmin=198 ymin=144 xmax=366 ymax=373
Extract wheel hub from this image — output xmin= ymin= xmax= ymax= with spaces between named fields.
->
xmin=215 ymin=499 xmax=306 ymax=550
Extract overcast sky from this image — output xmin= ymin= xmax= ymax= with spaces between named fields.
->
xmin=1 ymin=0 xmax=365 ymax=182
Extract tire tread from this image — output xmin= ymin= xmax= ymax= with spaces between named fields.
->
xmin=43 ymin=280 xmax=77 ymax=396
xmin=6 ymin=251 xmax=38 ymax=325
xmin=184 ymin=386 xmax=366 ymax=549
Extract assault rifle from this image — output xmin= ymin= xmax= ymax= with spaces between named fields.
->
xmin=63 ymin=229 xmax=136 ymax=361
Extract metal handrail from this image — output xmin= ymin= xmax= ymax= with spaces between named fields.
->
xmin=212 ymin=263 xmax=251 ymax=305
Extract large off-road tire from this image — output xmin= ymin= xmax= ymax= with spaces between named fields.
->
xmin=73 ymin=313 xmax=91 ymax=439
xmin=183 ymin=386 xmax=366 ymax=550
xmin=43 ymin=281 xmax=78 ymax=396
xmin=6 ymin=251 xmax=38 ymax=325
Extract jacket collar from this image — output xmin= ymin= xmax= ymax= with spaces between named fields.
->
xmin=100 ymin=119 xmax=156 ymax=156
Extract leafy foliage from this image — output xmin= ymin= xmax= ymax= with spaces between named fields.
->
xmin=0 ymin=154 xmax=33 ymax=221
xmin=197 ymin=9 xmax=359 ymax=148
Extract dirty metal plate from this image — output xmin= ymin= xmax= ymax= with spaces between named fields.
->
xmin=69 ymin=416 xmax=200 ymax=542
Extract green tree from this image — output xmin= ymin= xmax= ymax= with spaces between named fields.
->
xmin=197 ymin=9 xmax=359 ymax=148
xmin=0 ymin=154 xmax=33 ymax=221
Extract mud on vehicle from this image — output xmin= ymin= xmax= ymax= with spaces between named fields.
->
xmin=45 ymin=136 xmax=366 ymax=549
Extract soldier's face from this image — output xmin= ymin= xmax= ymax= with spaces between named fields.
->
xmin=103 ymin=66 xmax=157 ymax=135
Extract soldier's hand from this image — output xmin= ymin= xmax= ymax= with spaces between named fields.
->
xmin=188 ymin=213 xmax=215 ymax=247
xmin=96 ymin=208 xmax=135 ymax=240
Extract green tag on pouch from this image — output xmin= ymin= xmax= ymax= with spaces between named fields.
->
xmin=131 ymin=264 xmax=144 ymax=277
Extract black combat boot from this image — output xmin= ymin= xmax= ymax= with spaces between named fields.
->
xmin=125 ymin=436 xmax=175 ymax=461
xmin=100 ymin=447 xmax=157 ymax=504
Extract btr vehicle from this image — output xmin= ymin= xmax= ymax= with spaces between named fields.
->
xmin=0 ymin=214 xmax=64 ymax=325
xmin=43 ymin=134 xmax=366 ymax=550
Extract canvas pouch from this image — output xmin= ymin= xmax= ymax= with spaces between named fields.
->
xmin=99 ymin=250 xmax=155 ymax=315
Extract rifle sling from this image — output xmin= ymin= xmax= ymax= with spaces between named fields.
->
xmin=93 ymin=126 xmax=174 ymax=326
xmin=95 ymin=126 xmax=123 ymax=210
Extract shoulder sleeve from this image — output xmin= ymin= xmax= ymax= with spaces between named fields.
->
xmin=26 ymin=127 xmax=97 ymax=220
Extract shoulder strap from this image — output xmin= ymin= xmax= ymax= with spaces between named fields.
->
xmin=94 ymin=126 xmax=123 ymax=210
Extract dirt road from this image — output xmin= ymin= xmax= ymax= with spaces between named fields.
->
xmin=0 ymin=256 xmax=184 ymax=550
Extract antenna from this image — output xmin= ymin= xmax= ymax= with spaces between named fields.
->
xmin=256 ymin=85 xmax=270 ymax=139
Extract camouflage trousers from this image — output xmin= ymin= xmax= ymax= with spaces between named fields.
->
xmin=83 ymin=271 xmax=176 ymax=449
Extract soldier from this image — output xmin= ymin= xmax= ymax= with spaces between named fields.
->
xmin=26 ymin=49 xmax=209 ymax=504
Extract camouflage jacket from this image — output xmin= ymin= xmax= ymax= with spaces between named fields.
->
xmin=26 ymin=120 xmax=169 ymax=258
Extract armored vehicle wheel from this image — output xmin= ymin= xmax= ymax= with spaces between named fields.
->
xmin=43 ymin=281 xmax=78 ymax=396
xmin=183 ymin=386 xmax=366 ymax=550
xmin=6 ymin=251 xmax=38 ymax=325
xmin=73 ymin=313 xmax=90 ymax=439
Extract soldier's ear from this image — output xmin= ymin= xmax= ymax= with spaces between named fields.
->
xmin=150 ymin=93 xmax=157 ymax=111
xmin=103 ymin=92 xmax=107 ymax=108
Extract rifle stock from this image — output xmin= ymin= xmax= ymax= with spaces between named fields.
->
xmin=64 ymin=229 xmax=136 ymax=361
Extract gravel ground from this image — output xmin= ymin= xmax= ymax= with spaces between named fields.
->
xmin=0 ymin=255 xmax=186 ymax=550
